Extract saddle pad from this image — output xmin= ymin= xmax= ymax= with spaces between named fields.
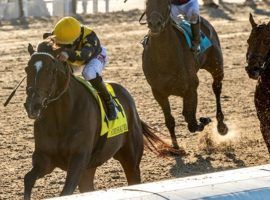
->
xmin=75 ymin=76 xmax=128 ymax=138
xmin=172 ymin=19 xmax=212 ymax=53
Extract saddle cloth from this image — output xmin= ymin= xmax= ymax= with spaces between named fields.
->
xmin=75 ymin=76 xmax=128 ymax=138
xmin=172 ymin=18 xmax=212 ymax=53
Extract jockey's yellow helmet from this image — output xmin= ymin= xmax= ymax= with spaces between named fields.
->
xmin=53 ymin=17 xmax=81 ymax=45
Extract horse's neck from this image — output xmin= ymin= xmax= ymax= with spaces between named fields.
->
xmin=149 ymin=25 xmax=179 ymax=56
xmin=42 ymin=76 xmax=78 ymax=122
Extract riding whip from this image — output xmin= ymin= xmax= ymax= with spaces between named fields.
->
xmin=3 ymin=76 xmax=26 ymax=107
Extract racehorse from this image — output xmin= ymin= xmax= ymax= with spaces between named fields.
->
xmin=245 ymin=14 xmax=270 ymax=153
xmin=142 ymin=0 xmax=228 ymax=148
xmin=23 ymin=41 xmax=176 ymax=199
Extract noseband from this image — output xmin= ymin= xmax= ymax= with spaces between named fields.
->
xmin=246 ymin=50 xmax=270 ymax=72
xmin=27 ymin=52 xmax=71 ymax=109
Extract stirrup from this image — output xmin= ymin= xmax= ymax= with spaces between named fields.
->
xmin=191 ymin=42 xmax=200 ymax=55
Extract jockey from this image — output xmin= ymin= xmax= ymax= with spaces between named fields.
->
xmin=171 ymin=0 xmax=201 ymax=53
xmin=46 ymin=16 xmax=117 ymax=120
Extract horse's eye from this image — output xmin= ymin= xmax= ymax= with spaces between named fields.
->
xmin=26 ymin=87 xmax=34 ymax=95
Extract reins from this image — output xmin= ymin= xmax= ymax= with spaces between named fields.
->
xmin=139 ymin=12 xmax=147 ymax=25
xmin=43 ymin=63 xmax=71 ymax=107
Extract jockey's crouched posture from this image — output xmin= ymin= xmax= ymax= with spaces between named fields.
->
xmin=44 ymin=17 xmax=117 ymax=120
xmin=171 ymin=0 xmax=201 ymax=53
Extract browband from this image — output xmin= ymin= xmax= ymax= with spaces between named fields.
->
xmin=31 ymin=52 xmax=55 ymax=60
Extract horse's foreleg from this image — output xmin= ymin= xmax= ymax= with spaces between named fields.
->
xmin=152 ymin=89 xmax=179 ymax=149
xmin=78 ymin=168 xmax=96 ymax=192
xmin=61 ymin=153 xmax=88 ymax=196
xmin=206 ymin=50 xmax=228 ymax=135
xmin=24 ymin=167 xmax=40 ymax=200
xmin=24 ymin=152 xmax=54 ymax=200
xmin=183 ymin=89 xmax=211 ymax=132
xmin=212 ymin=77 xmax=228 ymax=135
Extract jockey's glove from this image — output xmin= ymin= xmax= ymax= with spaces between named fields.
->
xmin=58 ymin=51 xmax=69 ymax=62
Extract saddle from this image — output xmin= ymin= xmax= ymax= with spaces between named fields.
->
xmin=171 ymin=17 xmax=212 ymax=53
xmin=74 ymin=76 xmax=128 ymax=138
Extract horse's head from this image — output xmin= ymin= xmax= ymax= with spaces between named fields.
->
xmin=246 ymin=14 xmax=270 ymax=80
xmin=145 ymin=0 xmax=171 ymax=35
xmin=24 ymin=41 xmax=66 ymax=120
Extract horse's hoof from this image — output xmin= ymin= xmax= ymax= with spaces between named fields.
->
xmin=172 ymin=141 xmax=180 ymax=149
xmin=199 ymin=117 xmax=212 ymax=125
xmin=218 ymin=123 xmax=229 ymax=135
xmin=188 ymin=125 xmax=197 ymax=133
xmin=170 ymin=145 xmax=187 ymax=156
xmin=172 ymin=144 xmax=179 ymax=150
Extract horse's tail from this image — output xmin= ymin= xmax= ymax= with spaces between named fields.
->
xmin=141 ymin=121 xmax=185 ymax=156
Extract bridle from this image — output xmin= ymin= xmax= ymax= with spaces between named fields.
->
xmin=139 ymin=0 xmax=171 ymax=36
xmin=246 ymin=25 xmax=270 ymax=71
xmin=27 ymin=52 xmax=71 ymax=109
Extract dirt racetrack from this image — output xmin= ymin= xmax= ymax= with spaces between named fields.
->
xmin=1 ymin=2 xmax=270 ymax=200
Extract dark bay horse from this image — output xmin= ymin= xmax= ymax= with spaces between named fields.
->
xmin=23 ymin=41 xmax=174 ymax=199
xmin=245 ymin=14 xmax=270 ymax=153
xmin=142 ymin=0 xmax=228 ymax=148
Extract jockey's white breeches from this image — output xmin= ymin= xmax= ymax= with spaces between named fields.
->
xmin=171 ymin=0 xmax=200 ymax=24
xmin=82 ymin=46 xmax=108 ymax=80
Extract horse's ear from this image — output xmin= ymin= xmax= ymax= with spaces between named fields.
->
xmin=28 ymin=43 xmax=35 ymax=56
xmin=43 ymin=32 xmax=52 ymax=40
xmin=249 ymin=13 xmax=257 ymax=28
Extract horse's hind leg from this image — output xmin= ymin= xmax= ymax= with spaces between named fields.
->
xmin=205 ymin=50 xmax=228 ymax=135
xmin=211 ymin=73 xmax=228 ymax=135
xmin=152 ymin=89 xmax=179 ymax=149
xmin=114 ymin=151 xmax=141 ymax=185
xmin=114 ymin=130 xmax=143 ymax=185
xmin=78 ymin=168 xmax=96 ymax=192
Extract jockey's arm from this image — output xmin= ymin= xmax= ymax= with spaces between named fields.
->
xmin=68 ymin=31 xmax=101 ymax=62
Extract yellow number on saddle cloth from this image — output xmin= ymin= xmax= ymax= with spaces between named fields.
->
xmin=75 ymin=76 xmax=128 ymax=138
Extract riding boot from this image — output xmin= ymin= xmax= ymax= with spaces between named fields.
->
xmin=191 ymin=21 xmax=201 ymax=54
xmin=89 ymin=76 xmax=117 ymax=120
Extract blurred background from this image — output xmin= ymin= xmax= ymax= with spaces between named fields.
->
xmin=0 ymin=0 xmax=260 ymax=20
